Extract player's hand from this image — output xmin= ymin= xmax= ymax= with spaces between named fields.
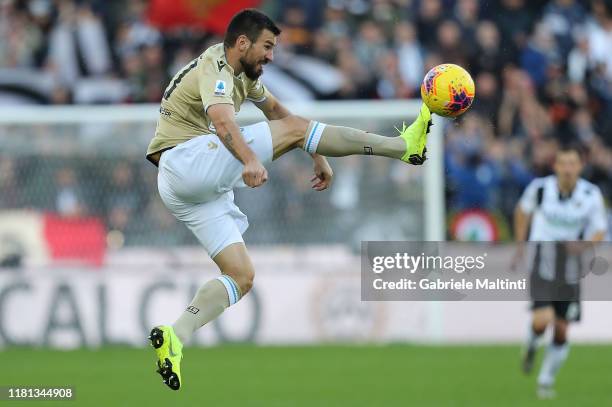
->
xmin=242 ymin=159 xmax=268 ymax=188
xmin=311 ymin=157 xmax=333 ymax=191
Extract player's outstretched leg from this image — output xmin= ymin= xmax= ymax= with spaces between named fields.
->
xmin=268 ymin=104 xmax=432 ymax=164
xmin=150 ymin=243 xmax=253 ymax=390
xmin=536 ymin=319 xmax=570 ymax=399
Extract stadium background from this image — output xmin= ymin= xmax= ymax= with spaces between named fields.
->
xmin=1 ymin=0 xmax=611 ymax=406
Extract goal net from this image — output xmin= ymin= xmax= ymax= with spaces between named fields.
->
xmin=0 ymin=100 xmax=443 ymax=266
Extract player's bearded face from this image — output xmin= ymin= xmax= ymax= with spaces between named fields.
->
xmin=240 ymin=31 xmax=275 ymax=80
xmin=240 ymin=48 xmax=266 ymax=80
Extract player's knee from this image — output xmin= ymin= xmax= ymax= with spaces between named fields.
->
xmin=239 ymin=268 xmax=255 ymax=294
xmin=224 ymin=266 xmax=255 ymax=296
xmin=532 ymin=321 xmax=547 ymax=336
xmin=553 ymin=333 xmax=567 ymax=345
xmin=553 ymin=322 xmax=568 ymax=345
xmin=282 ymin=115 xmax=309 ymax=147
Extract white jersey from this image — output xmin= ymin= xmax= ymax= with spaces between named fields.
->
xmin=519 ymin=176 xmax=607 ymax=241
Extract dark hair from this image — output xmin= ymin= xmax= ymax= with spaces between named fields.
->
xmin=557 ymin=143 xmax=586 ymax=160
xmin=224 ymin=9 xmax=281 ymax=48
xmin=604 ymin=0 xmax=612 ymax=17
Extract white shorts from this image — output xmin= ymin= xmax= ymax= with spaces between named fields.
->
xmin=157 ymin=121 xmax=273 ymax=258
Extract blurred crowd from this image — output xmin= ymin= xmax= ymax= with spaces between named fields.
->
xmin=0 ymin=0 xmax=611 ymax=243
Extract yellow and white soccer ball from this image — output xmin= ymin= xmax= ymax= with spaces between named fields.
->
xmin=420 ymin=64 xmax=475 ymax=117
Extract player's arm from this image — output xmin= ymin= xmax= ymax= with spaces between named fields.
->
xmin=511 ymin=203 xmax=531 ymax=270
xmin=254 ymin=93 xmax=291 ymax=120
xmin=514 ymin=205 xmax=531 ymax=243
xmin=512 ymin=180 xmax=540 ymax=269
xmin=514 ymin=179 xmax=542 ymax=242
xmin=207 ymin=103 xmax=268 ymax=187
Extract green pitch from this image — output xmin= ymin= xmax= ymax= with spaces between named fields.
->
xmin=2 ymin=344 xmax=610 ymax=406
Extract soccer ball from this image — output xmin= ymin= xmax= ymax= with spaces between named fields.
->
xmin=420 ymin=64 xmax=475 ymax=117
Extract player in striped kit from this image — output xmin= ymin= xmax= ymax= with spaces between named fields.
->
xmin=514 ymin=145 xmax=607 ymax=399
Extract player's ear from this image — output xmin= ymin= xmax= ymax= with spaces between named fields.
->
xmin=238 ymin=35 xmax=250 ymax=52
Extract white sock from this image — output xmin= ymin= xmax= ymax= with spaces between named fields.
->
xmin=303 ymin=120 xmax=405 ymax=158
xmin=537 ymin=343 xmax=569 ymax=387
xmin=172 ymin=275 xmax=242 ymax=343
xmin=303 ymin=121 xmax=327 ymax=154
xmin=526 ymin=325 xmax=543 ymax=351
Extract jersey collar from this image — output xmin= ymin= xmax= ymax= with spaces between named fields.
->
xmin=557 ymin=180 xmax=577 ymax=201
xmin=217 ymin=44 xmax=232 ymax=75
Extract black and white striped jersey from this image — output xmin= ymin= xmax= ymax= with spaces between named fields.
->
xmin=519 ymin=176 xmax=607 ymax=242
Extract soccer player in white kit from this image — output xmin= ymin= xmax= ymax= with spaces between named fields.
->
xmin=145 ymin=9 xmax=432 ymax=390
xmin=514 ymin=145 xmax=607 ymax=399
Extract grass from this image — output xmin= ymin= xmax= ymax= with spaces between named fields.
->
xmin=1 ymin=344 xmax=610 ymax=406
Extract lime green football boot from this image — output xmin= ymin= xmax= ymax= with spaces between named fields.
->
xmin=149 ymin=325 xmax=183 ymax=390
xmin=397 ymin=103 xmax=432 ymax=165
